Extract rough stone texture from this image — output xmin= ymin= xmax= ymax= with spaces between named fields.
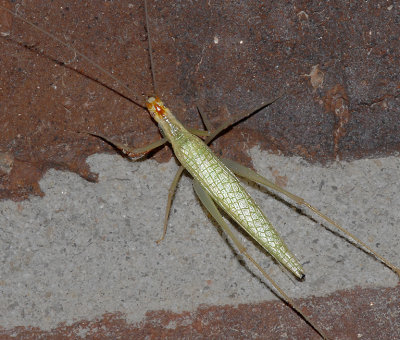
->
xmin=0 ymin=152 xmax=399 ymax=339
xmin=0 ymin=1 xmax=399 ymax=339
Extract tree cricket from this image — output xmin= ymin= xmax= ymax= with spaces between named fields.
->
xmin=1 ymin=1 xmax=399 ymax=338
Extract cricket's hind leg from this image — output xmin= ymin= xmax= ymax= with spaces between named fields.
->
xmin=221 ymin=157 xmax=400 ymax=278
xmin=192 ymin=179 xmax=328 ymax=340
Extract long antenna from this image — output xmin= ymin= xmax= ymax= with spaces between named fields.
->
xmin=0 ymin=3 xmax=146 ymax=109
xmin=144 ymin=0 xmax=158 ymax=95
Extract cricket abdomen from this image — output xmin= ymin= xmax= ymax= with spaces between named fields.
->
xmin=175 ymin=133 xmax=305 ymax=279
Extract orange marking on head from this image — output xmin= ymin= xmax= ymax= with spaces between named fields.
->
xmin=146 ymin=96 xmax=166 ymax=118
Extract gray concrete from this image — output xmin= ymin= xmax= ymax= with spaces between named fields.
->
xmin=0 ymin=149 xmax=399 ymax=330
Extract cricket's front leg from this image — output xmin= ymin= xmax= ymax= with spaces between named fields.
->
xmin=86 ymin=132 xmax=167 ymax=159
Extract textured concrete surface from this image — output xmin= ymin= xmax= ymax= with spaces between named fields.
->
xmin=0 ymin=150 xmax=399 ymax=339
xmin=1 ymin=0 xmax=400 ymax=200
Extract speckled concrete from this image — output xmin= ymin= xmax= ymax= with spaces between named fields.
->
xmin=0 ymin=149 xmax=399 ymax=338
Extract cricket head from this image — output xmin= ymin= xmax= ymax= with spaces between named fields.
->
xmin=146 ymin=96 xmax=169 ymax=122
xmin=146 ymin=96 xmax=183 ymax=139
